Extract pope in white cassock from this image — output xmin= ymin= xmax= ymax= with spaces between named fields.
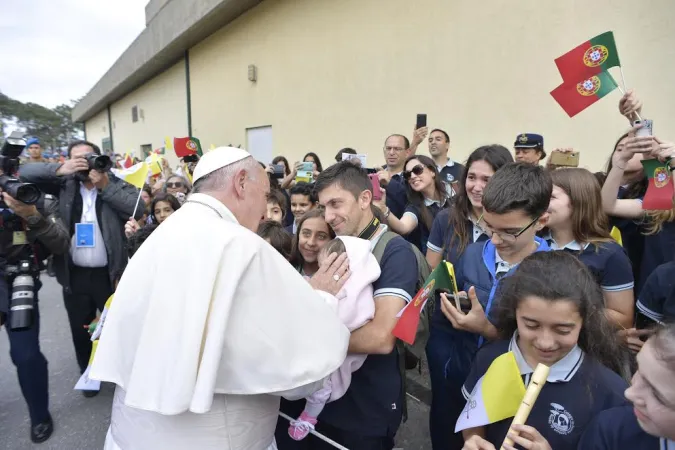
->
xmin=90 ymin=147 xmax=351 ymax=449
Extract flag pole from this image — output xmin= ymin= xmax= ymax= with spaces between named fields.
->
xmin=619 ymin=66 xmax=628 ymax=92
xmin=132 ymin=189 xmax=143 ymax=220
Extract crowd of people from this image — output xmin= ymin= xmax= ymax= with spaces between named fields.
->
xmin=1 ymin=89 xmax=674 ymax=450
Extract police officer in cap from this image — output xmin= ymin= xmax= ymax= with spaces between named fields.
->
xmin=0 ymin=187 xmax=70 ymax=443
xmin=514 ymin=133 xmax=547 ymax=165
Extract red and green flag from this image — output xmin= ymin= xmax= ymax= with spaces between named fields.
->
xmin=173 ymin=137 xmax=203 ymax=158
xmin=641 ymin=159 xmax=674 ymax=210
xmin=550 ymin=72 xmax=618 ymax=117
xmin=555 ymin=31 xmax=620 ymax=82
xmin=393 ymin=262 xmax=457 ymax=344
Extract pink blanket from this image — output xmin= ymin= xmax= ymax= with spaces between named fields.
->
xmin=319 ymin=236 xmax=380 ymax=402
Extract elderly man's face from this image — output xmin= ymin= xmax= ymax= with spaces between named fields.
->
xmin=241 ymin=164 xmax=270 ymax=233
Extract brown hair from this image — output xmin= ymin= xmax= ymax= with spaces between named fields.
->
xmin=550 ymin=168 xmax=613 ymax=247
xmin=321 ymin=238 xmax=347 ymax=258
xmin=651 ymin=323 xmax=675 ymax=372
xmin=403 ymin=154 xmax=448 ymax=230
xmin=257 ymin=220 xmax=292 ymax=261
xmin=289 ymin=209 xmax=336 ymax=268
xmin=266 ymin=190 xmax=287 ymax=219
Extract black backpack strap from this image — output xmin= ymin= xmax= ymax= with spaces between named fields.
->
xmin=372 ymin=231 xmax=398 ymax=264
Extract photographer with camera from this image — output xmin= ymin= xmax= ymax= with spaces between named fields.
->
xmin=0 ymin=132 xmax=71 ymax=443
xmin=19 ymin=140 xmax=145 ymax=395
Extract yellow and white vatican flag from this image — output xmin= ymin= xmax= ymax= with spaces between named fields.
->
xmin=112 ymin=162 xmax=150 ymax=189
xmin=455 ymin=351 xmax=526 ymax=432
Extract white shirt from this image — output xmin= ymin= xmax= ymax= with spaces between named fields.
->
xmin=70 ymin=184 xmax=108 ymax=268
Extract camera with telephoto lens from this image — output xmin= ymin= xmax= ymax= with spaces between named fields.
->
xmin=85 ymin=153 xmax=113 ymax=172
xmin=0 ymin=132 xmax=41 ymax=208
xmin=6 ymin=260 xmax=36 ymax=331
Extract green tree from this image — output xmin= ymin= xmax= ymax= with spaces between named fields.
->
xmin=0 ymin=91 xmax=82 ymax=149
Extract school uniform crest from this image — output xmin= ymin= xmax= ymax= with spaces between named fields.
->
xmin=548 ymin=403 xmax=574 ymax=435
xmin=446 ymin=173 xmax=455 ymax=182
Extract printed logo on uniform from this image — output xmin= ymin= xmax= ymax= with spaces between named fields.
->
xmin=576 ymin=76 xmax=601 ymax=96
xmin=654 ymin=167 xmax=670 ymax=188
xmin=548 ymin=403 xmax=575 ymax=435
xmin=414 ymin=279 xmax=435 ymax=307
xmin=446 ymin=174 xmax=455 ymax=182
xmin=583 ymin=45 xmax=609 ymax=67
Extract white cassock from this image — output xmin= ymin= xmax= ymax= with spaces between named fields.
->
xmin=90 ymin=193 xmax=350 ymax=450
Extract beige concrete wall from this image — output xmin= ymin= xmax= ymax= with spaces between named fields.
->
xmin=189 ymin=0 xmax=675 ymax=172
xmin=109 ymin=60 xmax=188 ymax=167
xmin=84 ymin=109 xmax=110 ymax=151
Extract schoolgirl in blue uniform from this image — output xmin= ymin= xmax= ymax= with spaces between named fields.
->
xmin=424 ymin=145 xmax=513 ymax=449
xmin=601 ymin=127 xmax=675 ymax=295
xmin=578 ymin=323 xmax=675 ymax=450
xmin=437 ymin=162 xmax=553 ymax=449
xmin=461 ymin=252 xmax=628 ymax=450
xmin=636 ymin=260 xmax=675 ymax=326
xmin=379 ymin=155 xmax=450 ymax=254
xmin=547 ymin=168 xmax=634 ymax=329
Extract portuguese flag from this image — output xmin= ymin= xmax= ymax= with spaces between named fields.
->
xmin=555 ymin=31 xmax=620 ymax=82
xmin=550 ymin=72 xmax=618 ymax=117
xmin=642 ymin=159 xmax=674 ymax=210
xmin=393 ymin=261 xmax=457 ymax=344
xmin=173 ymin=137 xmax=203 ymax=158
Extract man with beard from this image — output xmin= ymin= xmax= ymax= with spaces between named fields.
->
xmin=19 ymin=140 xmax=144 ymax=393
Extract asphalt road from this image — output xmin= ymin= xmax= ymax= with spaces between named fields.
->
xmin=0 ymin=275 xmax=432 ymax=450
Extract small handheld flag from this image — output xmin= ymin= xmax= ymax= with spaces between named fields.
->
xmin=641 ymin=159 xmax=674 ymax=210
xmin=555 ymin=31 xmax=621 ymax=83
xmin=146 ymin=153 xmax=163 ymax=176
xmin=121 ymin=152 xmax=133 ymax=169
xmin=455 ymin=352 xmax=527 ymax=432
xmin=164 ymin=137 xmax=173 ymax=150
xmin=112 ymin=162 xmax=150 ymax=189
xmin=393 ymin=262 xmax=457 ymax=344
xmin=550 ymin=72 xmax=618 ymax=117
xmin=174 ymin=137 xmax=203 ymax=158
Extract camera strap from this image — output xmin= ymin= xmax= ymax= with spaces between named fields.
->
xmin=358 ymin=216 xmax=381 ymax=241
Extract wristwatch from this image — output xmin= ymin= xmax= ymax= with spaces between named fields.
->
xmin=26 ymin=214 xmax=43 ymax=228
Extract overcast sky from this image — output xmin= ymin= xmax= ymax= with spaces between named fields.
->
xmin=0 ymin=0 xmax=146 ymax=108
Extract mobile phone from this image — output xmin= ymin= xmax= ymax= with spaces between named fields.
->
xmin=271 ymin=164 xmax=285 ymax=179
xmin=368 ymin=173 xmax=382 ymax=200
xmin=300 ymin=162 xmax=314 ymax=172
xmin=416 ymin=114 xmax=427 ymax=130
xmin=550 ymin=151 xmax=580 ymax=167
xmin=634 ymin=119 xmax=653 ymax=137
xmin=365 ymin=168 xmax=378 ymax=174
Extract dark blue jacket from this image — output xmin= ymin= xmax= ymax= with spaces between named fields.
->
xmin=442 ymin=237 xmax=551 ymax=386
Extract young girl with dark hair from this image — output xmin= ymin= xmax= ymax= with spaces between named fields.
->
xmin=150 ymin=193 xmax=181 ymax=224
xmin=461 ymin=251 xmax=628 ymax=450
xmin=424 ymin=144 xmax=513 ymax=450
xmin=377 ymin=155 xmax=449 ymax=253
xmin=289 ymin=209 xmax=335 ymax=277
xmin=426 ymin=145 xmax=514 ymax=269
xmin=547 ymin=168 xmax=634 ymax=329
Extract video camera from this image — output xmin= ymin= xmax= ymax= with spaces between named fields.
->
xmin=0 ymin=132 xmax=41 ymax=206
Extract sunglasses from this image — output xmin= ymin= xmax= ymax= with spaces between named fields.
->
xmin=403 ymin=164 xmax=426 ymax=181
xmin=166 ymin=182 xmax=184 ymax=189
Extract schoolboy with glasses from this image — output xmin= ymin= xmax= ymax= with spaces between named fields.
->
xmin=435 ymin=162 xmax=552 ymax=447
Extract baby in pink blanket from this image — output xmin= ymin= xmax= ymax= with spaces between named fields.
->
xmin=288 ymin=235 xmax=380 ymax=440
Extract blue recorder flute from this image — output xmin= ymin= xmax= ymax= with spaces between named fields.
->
xmin=501 ymin=363 xmax=550 ymax=450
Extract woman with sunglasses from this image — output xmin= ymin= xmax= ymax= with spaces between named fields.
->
xmin=164 ymin=174 xmax=191 ymax=204
xmin=376 ymin=155 xmax=450 ymax=253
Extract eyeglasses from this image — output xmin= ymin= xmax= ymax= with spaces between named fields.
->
xmin=166 ymin=182 xmax=184 ymax=189
xmin=403 ymin=164 xmax=425 ymax=181
xmin=477 ymin=213 xmax=540 ymax=243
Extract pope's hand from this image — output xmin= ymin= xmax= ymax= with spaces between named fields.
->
xmin=309 ymin=252 xmax=350 ymax=296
